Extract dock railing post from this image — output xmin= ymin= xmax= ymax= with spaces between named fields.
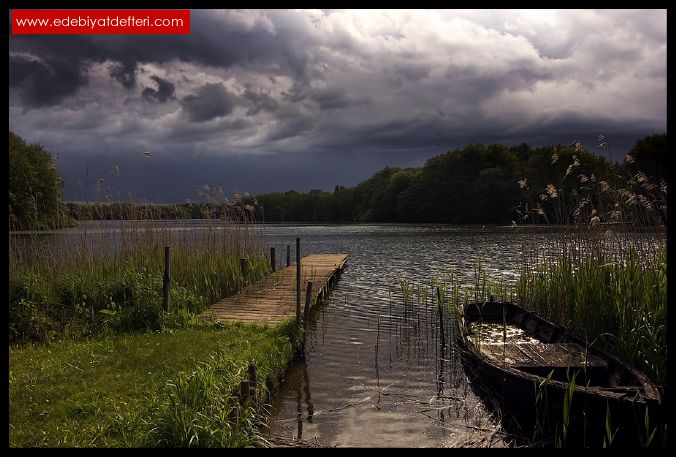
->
xmin=240 ymin=380 xmax=250 ymax=405
xmin=162 ymin=246 xmax=170 ymax=312
xmin=296 ymin=238 xmax=301 ymax=325
xmin=240 ymin=257 xmax=248 ymax=283
xmin=286 ymin=244 xmax=290 ymax=267
xmin=303 ymin=280 xmax=313 ymax=331
xmin=436 ymin=286 xmax=446 ymax=352
xmin=248 ymin=363 xmax=257 ymax=399
xmin=270 ymin=247 xmax=276 ymax=272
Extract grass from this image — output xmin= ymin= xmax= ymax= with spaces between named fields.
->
xmin=9 ymin=319 xmax=297 ymax=447
xmin=9 ymin=247 xmax=271 ymax=343
xmin=9 ymin=209 xmax=302 ymax=447
xmin=10 ymin=215 xmax=271 ymax=344
xmin=516 ymin=239 xmax=667 ymax=385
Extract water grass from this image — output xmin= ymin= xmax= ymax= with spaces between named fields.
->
xmin=516 ymin=239 xmax=667 ymax=385
xmin=9 ymin=214 xmax=270 ymax=344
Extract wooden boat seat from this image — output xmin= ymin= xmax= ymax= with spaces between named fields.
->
xmin=479 ymin=342 xmax=608 ymax=369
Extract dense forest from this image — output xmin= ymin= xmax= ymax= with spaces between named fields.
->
xmin=256 ymin=134 xmax=667 ymax=225
xmin=11 ymin=131 xmax=666 ymax=227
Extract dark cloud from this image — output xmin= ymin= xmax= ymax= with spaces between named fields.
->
xmin=109 ymin=61 xmax=137 ymax=88
xmin=9 ymin=54 xmax=87 ymax=107
xmin=310 ymin=88 xmax=353 ymax=110
xmin=181 ymin=83 xmax=237 ymax=122
xmin=142 ymin=75 xmax=176 ymax=103
xmin=392 ymin=62 xmax=431 ymax=82
xmin=9 ymin=11 xmax=315 ymax=107
xmin=243 ymin=89 xmax=279 ymax=115
xmin=264 ymin=117 xmax=316 ymax=142
xmin=8 ymin=10 xmax=666 ymax=201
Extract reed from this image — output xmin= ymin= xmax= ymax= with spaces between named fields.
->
xmin=516 ymin=238 xmax=666 ymax=385
xmin=515 ymin=143 xmax=667 ymax=386
xmin=9 ymin=206 xmax=269 ymax=344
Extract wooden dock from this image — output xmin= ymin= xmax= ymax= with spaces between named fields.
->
xmin=208 ymin=254 xmax=348 ymax=325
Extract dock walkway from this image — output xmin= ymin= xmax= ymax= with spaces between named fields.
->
xmin=208 ymin=253 xmax=347 ymax=325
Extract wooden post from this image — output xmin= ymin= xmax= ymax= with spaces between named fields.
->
xmin=303 ymin=280 xmax=314 ymax=329
xmin=270 ymin=247 xmax=276 ymax=272
xmin=436 ymin=287 xmax=446 ymax=352
xmin=248 ymin=363 xmax=257 ymax=398
xmin=229 ymin=402 xmax=240 ymax=423
xmin=162 ymin=246 xmax=170 ymax=312
xmin=296 ymin=238 xmax=301 ymax=325
xmin=240 ymin=380 xmax=250 ymax=405
xmin=240 ymin=257 xmax=248 ymax=281
xmin=286 ymin=244 xmax=290 ymax=267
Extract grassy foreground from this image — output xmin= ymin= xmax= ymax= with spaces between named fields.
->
xmin=9 ymin=319 xmax=297 ymax=447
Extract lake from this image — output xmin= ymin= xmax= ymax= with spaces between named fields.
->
xmin=9 ymin=221 xmax=664 ymax=447
xmin=259 ymin=224 xmax=551 ymax=447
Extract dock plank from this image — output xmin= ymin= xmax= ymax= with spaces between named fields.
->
xmin=206 ymin=253 xmax=347 ymax=325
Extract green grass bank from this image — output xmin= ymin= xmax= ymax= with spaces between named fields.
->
xmin=9 ymin=319 xmax=298 ymax=447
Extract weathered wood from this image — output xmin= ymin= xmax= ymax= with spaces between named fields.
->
xmin=480 ymin=342 xmax=608 ymax=369
xmin=459 ymin=300 xmax=663 ymax=448
xmin=240 ymin=380 xmax=250 ymax=404
xmin=296 ymin=238 xmax=301 ymax=325
xmin=240 ymin=257 xmax=248 ymax=280
xmin=248 ymin=363 xmax=257 ymax=398
xmin=248 ymin=363 xmax=257 ymax=387
xmin=303 ymin=280 xmax=313 ymax=329
xmin=162 ymin=246 xmax=170 ymax=312
xmin=208 ymin=254 xmax=347 ymax=324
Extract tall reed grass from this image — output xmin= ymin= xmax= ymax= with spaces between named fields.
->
xmin=9 ymin=204 xmax=269 ymax=344
xmin=517 ymin=235 xmax=666 ymax=385
xmin=513 ymin=139 xmax=667 ymax=385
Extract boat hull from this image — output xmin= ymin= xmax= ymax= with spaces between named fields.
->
xmin=457 ymin=301 xmax=664 ymax=447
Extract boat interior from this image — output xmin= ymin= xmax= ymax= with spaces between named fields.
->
xmin=463 ymin=302 xmax=644 ymax=390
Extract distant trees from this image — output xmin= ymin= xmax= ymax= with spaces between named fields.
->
xmin=9 ymin=131 xmax=71 ymax=229
xmin=255 ymin=134 xmax=667 ymax=225
xmin=624 ymin=133 xmax=667 ymax=183
xmin=41 ymin=133 xmax=667 ymax=226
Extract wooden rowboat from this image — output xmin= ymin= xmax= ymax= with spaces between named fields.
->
xmin=457 ymin=299 xmax=664 ymax=447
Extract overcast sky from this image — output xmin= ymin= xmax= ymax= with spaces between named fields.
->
xmin=9 ymin=9 xmax=666 ymax=203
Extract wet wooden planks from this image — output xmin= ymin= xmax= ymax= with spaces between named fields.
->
xmin=208 ymin=253 xmax=347 ymax=325
xmin=479 ymin=342 xmax=608 ymax=369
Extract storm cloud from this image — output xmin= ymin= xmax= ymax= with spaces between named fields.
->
xmin=142 ymin=75 xmax=176 ymax=104
xmin=8 ymin=9 xmax=666 ymax=202
xmin=181 ymin=83 xmax=237 ymax=122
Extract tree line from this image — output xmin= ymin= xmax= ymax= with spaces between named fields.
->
xmin=256 ymin=134 xmax=666 ymax=225
xmin=9 ymin=130 xmax=666 ymax=228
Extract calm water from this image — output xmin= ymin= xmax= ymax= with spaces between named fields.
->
xmin=10 ymin=222 xmax=664 ymax=447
